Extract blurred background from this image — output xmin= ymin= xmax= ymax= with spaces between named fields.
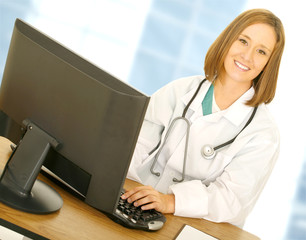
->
xmin=0 ymin=0 xmax=305 ymax=239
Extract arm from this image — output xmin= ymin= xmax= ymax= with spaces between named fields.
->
xmin=170 ymin=128 xmax=280 ymax=225
xmin=125 ymin=125 xmax=279 ymax=227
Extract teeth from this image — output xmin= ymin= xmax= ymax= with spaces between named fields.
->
xmin=235 ymin=61 xmax=249 ymax=71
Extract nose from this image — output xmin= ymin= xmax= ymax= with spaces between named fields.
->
xmin=241 ymin=47 xmax=254 ymax=63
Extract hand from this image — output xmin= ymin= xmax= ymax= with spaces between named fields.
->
xmin=121 ymin=185 xmax=175 ymax=214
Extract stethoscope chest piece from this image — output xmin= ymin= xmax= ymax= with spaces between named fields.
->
xmin=201 ymin=145 xmax=216 ymax=160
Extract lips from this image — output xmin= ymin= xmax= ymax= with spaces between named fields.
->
xmin=234 ymin=60 xmax=250 ymax=71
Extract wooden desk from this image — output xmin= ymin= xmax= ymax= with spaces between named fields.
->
xmin=0 ymin=137 xmax=259 ymax=240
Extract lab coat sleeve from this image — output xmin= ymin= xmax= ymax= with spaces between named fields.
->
xmin=169 ymin=125 xmax=280 ymax=226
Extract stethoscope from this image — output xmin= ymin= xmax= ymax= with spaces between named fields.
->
xmin=150 ymin=78 xmax=258 ymax=183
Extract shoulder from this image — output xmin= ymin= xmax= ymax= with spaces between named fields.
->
xmin=230 ymin=104 xmax=280 ymax=164
xmin=250 ymin=104 xmax=280 ymax=143
xmin=146 ymin=75 xmax=205 ymax=124
xmin=255 ymin=104 xmax=278 ymax=129
xmin=151 ymin=75 xmax=205 ymax=106
xmin=153 ymin=75 xmax=205 ymax=97
xmin=171 ymin=75 xmax=205 ymax=86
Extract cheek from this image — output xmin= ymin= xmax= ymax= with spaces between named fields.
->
xmin=254 ymin=58 xmax=269 ymax=73
xmin=224 ymin=53 xmax=234 ymax=69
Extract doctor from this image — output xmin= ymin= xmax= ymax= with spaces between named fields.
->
xmin=122 ymin=8 xmax=285 ymax=227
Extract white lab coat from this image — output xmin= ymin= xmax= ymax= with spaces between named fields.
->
xmin=127 ymin=75 xmax=279 ymax=227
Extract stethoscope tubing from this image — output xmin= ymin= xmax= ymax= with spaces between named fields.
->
xmin=214 ymin=106 xmax=257 ymax=151
xmin=150 ymin=78 xmax=257 ymax=182
xmin=150 ymin=116 xmax=190 ymax=183
xmin=150 ymin=79 xmax=206 ymax=182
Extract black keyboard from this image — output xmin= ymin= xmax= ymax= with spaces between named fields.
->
xmin=106 ymin=191 xmax=166 ymax=231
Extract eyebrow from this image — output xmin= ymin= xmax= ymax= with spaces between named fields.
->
xmin=240 ymin=34 xmax=273 ymax=52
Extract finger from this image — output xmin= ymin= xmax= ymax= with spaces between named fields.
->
xmin=121 ymin=189 xmax=135 ymax=199
xmin=128 ymin=189 xmax=155 ymax=204
xmin=133 ymin=194 xmax=158 ymax=207
xmin=121 ymin=186 xmax=152 ymax=200
xmin=121 ymin=186 xmax=143 ymax=199
xmin=140 ymin=202 xmax=157 ymax=211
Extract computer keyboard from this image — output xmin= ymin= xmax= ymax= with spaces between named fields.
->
xmin=106 ymin=191 xmax=166 ymax=231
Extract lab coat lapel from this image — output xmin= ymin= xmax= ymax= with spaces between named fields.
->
xmin=181 ymin=81 xmax=222 ymax=123
xmin=181 ymin=83 xmax=255 ymax=125
xmin=181 ymin=80 xmax=211 ymax=112
xmin=222 ymin=87 xmax=255 ymax=126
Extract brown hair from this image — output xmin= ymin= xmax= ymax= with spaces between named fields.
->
xmin=204 ymin=9 xmax=285 ymax=106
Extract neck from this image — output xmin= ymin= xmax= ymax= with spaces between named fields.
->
xmin=213 ymin=77 xmax=252 ymax=110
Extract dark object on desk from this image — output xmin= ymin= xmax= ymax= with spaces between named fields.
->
xmin=0 ymin=218 xmax=49 ymax=240
xmin=105 ymin=191 xmax=166 ymax=231
xmin=0 ymin=17 xmax=149 ymax=225
xmin=0 ymin=120 xmax=63 ymax=214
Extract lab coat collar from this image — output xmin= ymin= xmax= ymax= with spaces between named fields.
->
xmin=181 ymin=80 xmax=211 ymax=113
xmin=224 ymin=87 xmax=255 ymax=126
xmin=181 ymin=81 xmax=255 ymax=127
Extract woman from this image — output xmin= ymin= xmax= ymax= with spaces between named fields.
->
xmin=122 ymin=8 xmax=285 ymax=227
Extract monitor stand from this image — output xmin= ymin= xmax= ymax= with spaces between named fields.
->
xmin=0 ymin=119 xmax=63 ymax=214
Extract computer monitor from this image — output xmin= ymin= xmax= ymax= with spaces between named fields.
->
xmin=0 ymin=19 xmax=149 ymax=214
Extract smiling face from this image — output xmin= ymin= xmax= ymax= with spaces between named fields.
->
xmin=222 ymin=23 xmax=277 ymax=88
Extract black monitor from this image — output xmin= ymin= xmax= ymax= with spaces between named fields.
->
xmin=0 ymin=19 xmax=149 ymax=214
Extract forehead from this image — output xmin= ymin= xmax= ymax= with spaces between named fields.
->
xmin=240 ymin=23 xmax=277 ymax=50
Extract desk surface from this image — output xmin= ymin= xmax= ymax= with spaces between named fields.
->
xmin=0 ymin=136 xmax=259 ymax=240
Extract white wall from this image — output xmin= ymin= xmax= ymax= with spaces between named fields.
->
xmin=25 ymin=0 xmax=152 ymax=82
xmin=243 ymin=1 xmax=306 ymax=239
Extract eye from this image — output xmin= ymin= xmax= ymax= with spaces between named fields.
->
xmin=239 ymin=38 xmax=248 ymax=45
xmin=257 ymin=49 xmax=267 ymax=55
